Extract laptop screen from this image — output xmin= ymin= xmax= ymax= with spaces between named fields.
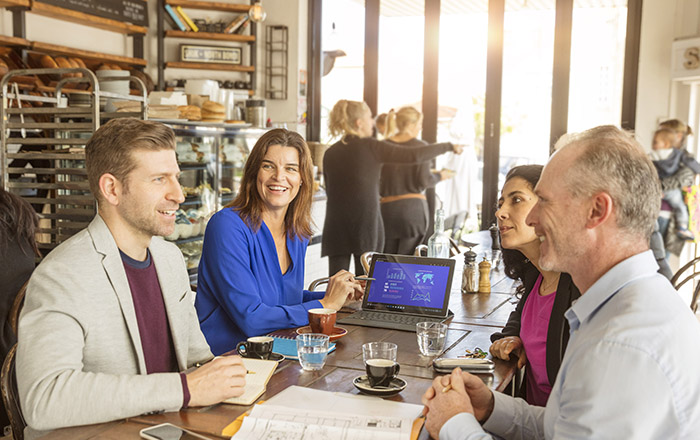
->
xmin=363 ymin=254 xmax=455 ymax=317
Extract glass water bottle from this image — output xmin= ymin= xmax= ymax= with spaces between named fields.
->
xmin=427 ymin=207 xmax=450 ymax=258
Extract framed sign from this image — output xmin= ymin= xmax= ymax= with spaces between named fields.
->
xmin=180 ymin=45 xmax=242 ymax=65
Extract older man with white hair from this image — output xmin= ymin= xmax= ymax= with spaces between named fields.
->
xmin=422 ymin=125 xmax=700 ymax=439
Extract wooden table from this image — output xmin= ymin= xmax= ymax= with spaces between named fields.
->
xmin=40 ymin=234 xmax=521 ymax=439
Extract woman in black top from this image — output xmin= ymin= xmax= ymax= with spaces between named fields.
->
xmin=489 ymin=165 xmax=580 ymax=405
xmin=0 ymin=188 xmax=39 ymax=430
xmin=380 ymin=107 xmax=454 ymax=255
xmin=322 ymin=100 xmax=462 ymax=274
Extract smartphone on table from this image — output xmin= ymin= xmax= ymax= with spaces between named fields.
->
xmin=140 ymin=423 xmax=212 ymax=440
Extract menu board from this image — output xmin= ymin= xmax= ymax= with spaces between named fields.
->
xmin=35 ymin=0 xmax=148 ymax=26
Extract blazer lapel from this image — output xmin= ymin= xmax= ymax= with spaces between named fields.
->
xmin=88 ymin=215 xmax=148 ymax=374
xmin=151 ymin=239 xmax=188 ymax=370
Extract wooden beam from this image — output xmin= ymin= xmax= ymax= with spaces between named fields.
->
xmin=549 ymin=0 xmax=573 ymax=153
xmin=165 ymin=0 xmax=250 ymax=13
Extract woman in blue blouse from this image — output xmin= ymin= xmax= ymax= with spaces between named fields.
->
xmin=196 ymin=129 xmax=363 ymax=355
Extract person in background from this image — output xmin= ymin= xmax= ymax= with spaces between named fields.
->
xmin=650 ymin=127 xmax=700 ymax=241
xmin=0 ymin=188 xmax=39 ymax=434
xmin=322 ymin=99 xmax=462 ymax=275
xmin=489 ymin=165 xmax=580 ymax=406
xmin=660 ymin=118 xmax=693 ymax=149
xmin=17 ymin=119 xmax=247 ymax=439
xmin=375 ymin=112 xmax=389 ymax=139
xmin=196 ymin=129 xmax=363 ymax=355
xmin=421 ymin=125 xmax=700 ymax=439
xmin=380 ymin=107 xmax=454 ymax=255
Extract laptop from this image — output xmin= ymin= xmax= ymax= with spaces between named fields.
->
xmin=338 ymin=254 xmax=455 ymax=332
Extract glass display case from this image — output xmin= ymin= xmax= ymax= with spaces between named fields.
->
xmin=163 ymin=122 xmax=267 ymax=281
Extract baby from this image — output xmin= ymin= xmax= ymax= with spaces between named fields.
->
xmin=650 ymin=127 xmax=700 ymax=240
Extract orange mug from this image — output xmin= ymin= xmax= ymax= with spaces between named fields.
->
xmin=308 ymin=308 xmax=336 ymax=335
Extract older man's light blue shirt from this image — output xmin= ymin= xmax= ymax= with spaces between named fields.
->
xmin=440 ymin=250 xmax=700 ymax=439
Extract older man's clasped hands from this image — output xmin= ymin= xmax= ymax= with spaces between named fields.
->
xmin=422 ymin=368 xmax=495 ymax=438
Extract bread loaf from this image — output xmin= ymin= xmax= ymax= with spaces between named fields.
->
xmin=0 ymin=59 xmax=8 ymax=77
xmin=40 ymin=54 xmax=58 ymax=69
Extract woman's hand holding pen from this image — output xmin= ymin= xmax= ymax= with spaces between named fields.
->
xmin=320 ymin=270 xmax=363 ymax=310
xmin=452 ymin=144 xmax=465 ymax=154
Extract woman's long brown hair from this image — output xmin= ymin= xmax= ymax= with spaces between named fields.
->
xmin=226 ymin=128 xmax=314 ymax=239
xmin=0 ymin=188 xmax=39 ymax=256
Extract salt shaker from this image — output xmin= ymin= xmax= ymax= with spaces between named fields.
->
xmin=461 ymin=246 xmax=479 ymax=294
xmin=478 ymin=257 xmax=492 ymax=293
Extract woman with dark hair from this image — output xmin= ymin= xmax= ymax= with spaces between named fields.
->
xmin=489 ymin=165 xmax=580 ymax=406
xmin=196 ymin=129 xmax=362 ymax=355
xmin=0 ymin=187 xmax=38 ymax=430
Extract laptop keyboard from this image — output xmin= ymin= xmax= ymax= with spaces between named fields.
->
xmin=338 ymin=310 xmax=447 ymax=332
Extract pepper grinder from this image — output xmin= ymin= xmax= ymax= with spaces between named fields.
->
xmin=478 ymin=257 xmax=492 ymax=293
xmin=461 ymin=245 xmax=479 ymax=294
xmin=489 ymin=223 xmax=500 ymax=250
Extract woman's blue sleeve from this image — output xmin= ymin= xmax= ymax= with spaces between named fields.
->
xmin=199 ymin=213 xmax=323 ymax=337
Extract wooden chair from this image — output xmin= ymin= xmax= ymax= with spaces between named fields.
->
xmin=9 ymin=281 xmax=28 ymax=337
xmin=307 ymin=277 xmax=329 ymax=291
xmin=670 ymin=256 xmax=700 ymax=312
xmin=360 ymin=252 xmax=376 ymax=274
xmin=1 ymin=344 xmax=25 ymax=440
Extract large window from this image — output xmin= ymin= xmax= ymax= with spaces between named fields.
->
xmin=320 ymin=0 xmax=366 ymax=142
xmin=568 ymin=1 xmax=627 ymax=133
xmin=377 ymin=6 xmax=424 ymax=117
xmin=435 ymin=3 xmax=488 ymax=227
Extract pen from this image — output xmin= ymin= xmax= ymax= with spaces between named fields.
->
xmin=442 ymin=384 xmax=452 ymax=393
xmin=246 ymin=370 xmax=255 ymax=374
xmin=354 ymin=276 xmax=375 ymax=282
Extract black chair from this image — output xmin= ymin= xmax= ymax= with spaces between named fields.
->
xmin=1 ymin=344 xmax=25 ymax=440
xmin=670 ymin=256 xmax=700 ymax=312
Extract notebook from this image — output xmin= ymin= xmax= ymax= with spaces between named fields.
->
xmin=268 ymin=334 xmax=337 ymax=360
xmin=338 ymin=253 xmax=455 ymax=332
xmin=223 ymin=358 xmax=277 ymax=405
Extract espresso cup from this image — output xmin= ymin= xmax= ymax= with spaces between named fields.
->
xmin=236 ymin=336 xmax=274 ymax=359
xmin=308 ymin=308 xmax=336 ymax=335
xmin=365 ymin=358 xmax=400 ymax=388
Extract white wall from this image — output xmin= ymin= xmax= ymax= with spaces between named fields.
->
xmin=636 ymin=0 xmax=700 ymax=149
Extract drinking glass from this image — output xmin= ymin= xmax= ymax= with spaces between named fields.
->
xmin=416 ymin=322 xmax=447 ymax=356
xmin=362 ymin=342 xmax=397 ymax=363
xmin=296 ymin=333 xmax=330 ymax=371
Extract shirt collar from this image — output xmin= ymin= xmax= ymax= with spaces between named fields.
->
xmin=565 ymin=250 xmax=658 ymax=331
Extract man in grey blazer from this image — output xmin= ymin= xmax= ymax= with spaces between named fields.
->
xmin=17 ymin=119 xmax=247 ymax=438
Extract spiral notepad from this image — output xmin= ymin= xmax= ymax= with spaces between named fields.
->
xmin=267 ymin=332 xmax=336 ymax=360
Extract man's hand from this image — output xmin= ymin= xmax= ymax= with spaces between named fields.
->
xmin=490 ymin=336 xmax=527 ymax=368
xmin=422 ymin=368 xmax=474 ymax=438
xmin=186 ymin=356 xmax=247 ymax=407
xmin=460 ymin=370 xmax=496 ymax=423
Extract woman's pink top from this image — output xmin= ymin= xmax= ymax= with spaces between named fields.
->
xmin=520 ymin=274 xmax=557 ymax=406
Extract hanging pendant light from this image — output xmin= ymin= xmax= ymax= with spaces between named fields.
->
xmin=248 ymin=2 xmax=267 ymax=23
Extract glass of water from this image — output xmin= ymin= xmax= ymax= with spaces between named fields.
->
xmin=416 ymin=322 xmax=447 ymax=356
xmin=296 ymin=333 xmax=330 ymax=371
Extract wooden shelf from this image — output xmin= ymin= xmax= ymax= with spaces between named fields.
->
xmin=166 ymin=0 xmax=250 ymax=13
xmin=29 ymin=2 xmax=147 ymax=35
xmin=0 ymin=34 xmax=30 ymax=48
xmin=32 ymin=42 xmax=147 ymax=67
xmin=165 ymin=61 xmax=254 ymax=72
xmin=165 ymin=30 xmax=255 ymax=43
xmin=0 ymin=0 xmax=28 ymax=7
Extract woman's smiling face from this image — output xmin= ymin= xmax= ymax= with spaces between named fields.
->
xmin=495 ymin=176 xmax=539 ymax=252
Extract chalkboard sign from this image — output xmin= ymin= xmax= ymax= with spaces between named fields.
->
xmin=36 ymin=0 xmax=148 ymax=26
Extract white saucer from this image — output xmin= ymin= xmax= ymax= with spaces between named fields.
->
xmin=352 ymin=375 xmax=407 ymax=397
